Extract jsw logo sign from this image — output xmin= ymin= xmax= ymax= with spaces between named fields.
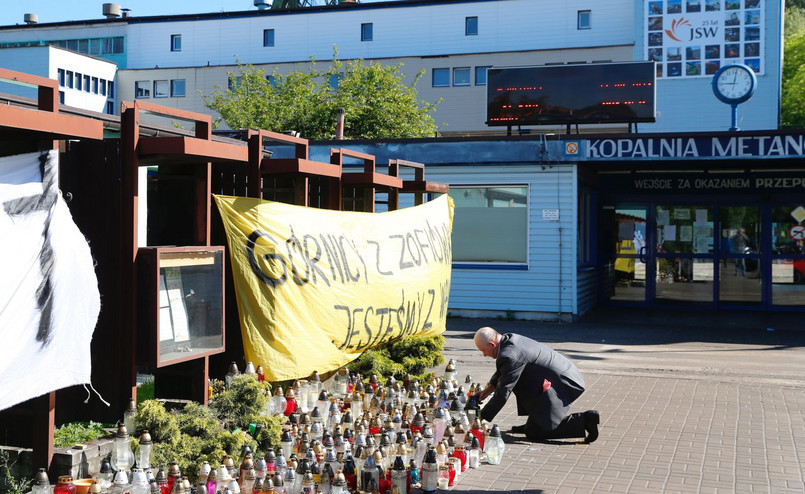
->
xmin=665 ymin=17 xmax=718 ymax=42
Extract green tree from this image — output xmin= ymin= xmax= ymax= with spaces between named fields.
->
xmin=203 ymin=52 xmax=440 ymax=139
xmin=781 ymin=31 xmax=805 ymax=128
xmin=785 ymin=3 xmax=805 ymax=38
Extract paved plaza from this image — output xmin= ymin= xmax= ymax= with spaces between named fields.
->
xmin=438 ymin=308 xmax=805 ymax=493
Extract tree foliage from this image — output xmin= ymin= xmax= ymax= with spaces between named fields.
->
xmin=203 ymin=51 xmax=440 ymax=139
xmin=781 ymin=31 xmax=805 ymax=128
xmin=786 ymin=3 xmax=805 ymax=38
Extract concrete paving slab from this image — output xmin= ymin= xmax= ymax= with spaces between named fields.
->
xmin=438 ymin=310 xmax=805 ymax=493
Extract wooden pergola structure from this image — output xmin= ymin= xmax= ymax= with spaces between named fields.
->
xmin=0 ymin=67 xmax=447 ymax=475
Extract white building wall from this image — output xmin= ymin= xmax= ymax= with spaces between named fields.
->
xmin=0 ymin=0 xmax=784 ymax=132
xmin=0 ymin=46 xmax=116 ymax=113
xmin=49 ymin=48 xmax=117 ymax=112
xmin=117 ymin=45 xmax=634 ymax=134
xmin=429 ymin=164 xmax=577 ymax=317
xmin=124 ymin=0 xmax=634 ymax=69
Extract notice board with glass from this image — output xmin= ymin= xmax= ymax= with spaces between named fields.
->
xmin=138 ymin=246 xmax=225 ymax=366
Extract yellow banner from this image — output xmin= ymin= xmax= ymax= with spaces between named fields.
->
xmin=214 ymin=194 xmax=454 ymax=382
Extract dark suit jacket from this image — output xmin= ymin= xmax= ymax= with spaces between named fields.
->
xmin=480 ymin=333 xmax=586 ymax=423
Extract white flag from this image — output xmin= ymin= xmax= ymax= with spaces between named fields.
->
xmin=0 ymin=150 xmax=100 ymax=411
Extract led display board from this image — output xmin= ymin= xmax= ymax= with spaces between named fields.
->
xmin=486 ymin=62 xmax=657 ymax=126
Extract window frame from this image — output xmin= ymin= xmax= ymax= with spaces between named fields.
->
xmin=263 ymin=29 xmax=275 ymax=47
xmin=465 ymin=16 xmax=478 ymax=36
xmin=361 ymin=23 xmax=373 ymax=42
xmin=432 ymin=67 xmax=450 ymax=87
xmin=448 ymin=184 xmax=530 ymax=266
xmin=453 ymin=67 xmax=471 ymax=86
xmin=153 ymin=80 xmax=170 ymax=98
xmin=578 ymin=10 xmax=591 ymax=30
xmin=135 ymin=81 xmax=151 ymax=99
xmin=475 ymin=66 xmax=491 ymax=86
xmin=171 ymin=34 xmax=182 ymax=52
xmin=170 ymin=79 xmax=186 ymax=97
xmin=83 ymin=75 xmax=91 ymax=92
xmin=228 ymin=76 xmax=242 ymax=92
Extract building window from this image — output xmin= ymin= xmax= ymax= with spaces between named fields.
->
xmin=83 ymin=75 xmax=91 ymax=92
xmin=66 ymin=71 xmax=74 ymax=89
xmin=106 ymin=101 xmax=115 ymax=115
xmin=75 ymin=73 xmax=82 ymax=91
xmin=92 ymin=77 xmax=99 ymax=94
xmin=228 ymin=76 xmax=242 ymax=91
xmin=432 ymin=68 xmax=450 ymax=87
xmin=153 ymin=80 xmax=169 ymax=98
xmin=263 ymin=29 xmax=275 ymax=47
xmin=135 ymin=81 xmax=151 ymax=98
xmin=453 ymin=67 xmax=471 ymax=86
xmin=266 ymin=75 xmax=277 ymax=86
xmin=465 ymin=16 xmax=478 ymax=36
xmin=328 ymin=73 xmax=344 ymax=90
xmin=475 ymin=66 xmax=490 ymax=85
xmin=170 ymin=79 xmax=186 ymax=97
xmin=361 ymin=23 xmax=373 ymax=41
xmin=99 ymin=79 xmax=107 ymax=96
xmin=59 ymin=91 xmax=64 ymax=104
xmin=578 ymin=10 xmax=591 ymax=29
xmin=448 ymin=185 xmax=528 ymax=264
xmin=171 ymin=34 xmax=182 ymax=52
xmin=107 ymin=80 xmax=114 ymax=98
xmin=57 ymin=69 xmax=65 ymax=87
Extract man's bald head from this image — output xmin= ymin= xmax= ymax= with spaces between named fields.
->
xmin=474 ymin=326 xmax=502 ymax=359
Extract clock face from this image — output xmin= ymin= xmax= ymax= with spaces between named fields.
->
xmin=713 ymin=65 xmax=756 ymax=103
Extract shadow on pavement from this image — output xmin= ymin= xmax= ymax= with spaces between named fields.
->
xmin=445 ymin=306 xmax=805 ymax=349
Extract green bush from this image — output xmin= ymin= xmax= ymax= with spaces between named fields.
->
xmin=347 ymin=334 xmax=445 ymax=383
xmin=0 ymin=450 xmax=31 ymax=494
xmin=136 ymin=400 xmax=180 ymax=445
xmin=53 ymin=421 xmax=111 ymax=448
xmin=133 ymin=375 xmax=285 ymax=483
xmin=255 ymin=416 xmax=285 ymax=453
xmin=209 ymin=375 xmax=271 ymax=429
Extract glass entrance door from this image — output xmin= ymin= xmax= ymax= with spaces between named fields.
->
xmin=654 ymin=205 xmax=715 ymax=306
xmin=601 ymin=201 xmax=805 ymax=309
xmin=718 ymin=206 xmax=762 ymax=305
xmin=604 ymin=206 xmax=649 ymax=303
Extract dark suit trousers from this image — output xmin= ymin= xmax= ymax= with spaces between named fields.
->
xmin=523 ymin=386 xmax=586 ymax=440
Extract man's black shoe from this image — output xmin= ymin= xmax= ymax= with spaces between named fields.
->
xmin=583 ymin=410 xmax=600 ymax=443
xmin=510 ymin=424 xmax=526 ymax=434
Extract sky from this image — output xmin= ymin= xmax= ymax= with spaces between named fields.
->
xmin=0 ymin=1 xmax=385 ymax=27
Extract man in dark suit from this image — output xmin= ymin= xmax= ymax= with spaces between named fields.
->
xmin=473 ymin=326 xmax=600 ymax=443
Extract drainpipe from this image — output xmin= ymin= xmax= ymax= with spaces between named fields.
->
xmin=335 ymin=107 xmax=345 ymax=140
